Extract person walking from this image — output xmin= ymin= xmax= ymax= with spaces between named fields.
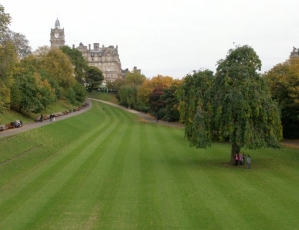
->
xmin=247 ymin=155 xmax=251 ymax=170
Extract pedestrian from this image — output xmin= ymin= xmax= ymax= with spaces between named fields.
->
xmin=239 ymin=153 xmax=243 ymax=165
xmin=156 ymin=116 xmax=158 ymax=122
xmin=235 ymin=153 xmax=239 ymax=166
xmin=49 ymin=114 xmax=52 ymax=122
xmin=247 ymin=155 xmax=251 ymax=170
xmin=40 ymin=114 xmax=43 ymax=122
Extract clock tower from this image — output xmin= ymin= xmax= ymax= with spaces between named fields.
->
xmin=50 ymin=18 xmax=65 ymax=48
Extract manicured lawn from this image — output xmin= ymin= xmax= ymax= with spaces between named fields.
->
xmin=0 ymin=100 xmax=77 ymax=125
xmin=0 ymin=100 xmax=298 ymax=229
xmin=87 ymin=91 xmax=119 ymax=104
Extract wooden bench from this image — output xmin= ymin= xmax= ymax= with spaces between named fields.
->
xmin=6 ymin=123 xmax=15 ymax=129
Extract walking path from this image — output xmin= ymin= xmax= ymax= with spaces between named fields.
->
xmin=0 ymin=98 xmax=183 ymax=139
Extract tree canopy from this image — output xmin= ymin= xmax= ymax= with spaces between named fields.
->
xmin=86 ymin=66 xmax=104 ymax=89
xmin=264 ymin=58 xmax=299 ymax=138
xmin=124 ymin=68 xmax=146 ymax=86
xmin=60 ymin=45 xmax=89 ymax=83
xmin=178 ymin=45 xmax=282 ymax=164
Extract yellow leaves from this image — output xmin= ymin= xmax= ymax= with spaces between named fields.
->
xmin=137 ymin=75 xmax=175 ymax=105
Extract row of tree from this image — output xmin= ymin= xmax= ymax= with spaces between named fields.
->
xmin=0 ymin=4 xmax=104 ymax=115
xmin=1 ymin=4 xmax=298 ymax=164
xmin=114 ymin=45 xmax=298 ymax=164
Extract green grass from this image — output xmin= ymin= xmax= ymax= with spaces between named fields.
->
xmin=88 ymin=91 xmax=119 ymax=104
xmin=0 ymin=109 xmax=33 ymax=125
xmin=0 ymin=100 xmax=77 ymax=125
xmin=0 ymin=100 xmax=298 ymax=229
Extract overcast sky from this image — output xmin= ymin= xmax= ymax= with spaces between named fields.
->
xmin=2 ymin=0 xmax=299 ymax=79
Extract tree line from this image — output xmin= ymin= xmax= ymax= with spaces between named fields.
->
xmin=0 ymin=4 xmax=103 ymax=115
xmin=1 ymin=4 xmax=298 ymax=163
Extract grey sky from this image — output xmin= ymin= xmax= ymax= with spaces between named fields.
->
xmin=2 ymin=0 xmax=299 ymax=79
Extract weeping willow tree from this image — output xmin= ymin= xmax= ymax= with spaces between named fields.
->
xmin=178 ymin=45 xmax=282 ymax=165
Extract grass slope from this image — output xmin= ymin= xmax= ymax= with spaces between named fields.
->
xmin=0 ymin=100 xmax=78 ymax=125
xmin=87 ymin=91 xmax=119 ymax=104
xmin=0 ymin=101 xmax=298 ymax=230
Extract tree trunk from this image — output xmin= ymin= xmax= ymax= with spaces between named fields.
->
xmin=230 ymin=141 xmax=240 ymax=165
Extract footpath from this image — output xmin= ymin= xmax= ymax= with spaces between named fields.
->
xmin=0 ymin=98 xmax=183 ymax=139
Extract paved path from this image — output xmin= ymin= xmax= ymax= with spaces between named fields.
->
xmin=0 ymin=99 xmax=92 ymax=139
xmin=0 ymin=98 xmax=183 ymax=139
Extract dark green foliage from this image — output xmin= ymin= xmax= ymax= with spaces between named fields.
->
xmin=149 ymin=86 xmax=165 ymax=115
xmin=73 ymin=82 xmax=87 ymax=104
xmin=161 ymin=84 xmax=180 ymax=121
xmin=65 ymin=87 xmax=76 ymax=104
xmin=178 ymin=45 xmax=282 ymax=164
xmin=264 ymin=58 xmax=299 ymax=138
xmin=177 ymin=69 xmax=214 ymax=142
xmin=118 ymin=85 xmax=137 ymax=108
xmin=86 ymin=66 xmax=104 ymax=89
xmin=60 ymin=46 xmax=89 ymax=83
xmin=12 ymin=72 xmax=44 ymax=113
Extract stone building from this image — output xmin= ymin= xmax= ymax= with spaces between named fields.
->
xmin=50 ymin=19 xmax=65 ymax=48
xmin=122 ymin=66 xmax=141 ymax=78
xmin=50 ymin=18 xmax=141 ymax=84
xmin=290 ymin=47 xmax=299 ymax=58
xmin=75 ymin=42 xmax=122 ymax=84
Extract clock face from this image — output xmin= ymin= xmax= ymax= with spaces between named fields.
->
xmin=54 ymin=33 xmax=59 ymax=38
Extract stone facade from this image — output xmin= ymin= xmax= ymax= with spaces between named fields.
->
xmin=50 ymin=19 xmax=65 ymax=48
xmin=76 ymin=43 xmax=122 ymax=84
xmin=290 ymin=47 xmax=299 ymax=58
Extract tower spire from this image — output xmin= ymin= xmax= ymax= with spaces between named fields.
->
xmin=55 ymin=18 xmax=60 ymax=29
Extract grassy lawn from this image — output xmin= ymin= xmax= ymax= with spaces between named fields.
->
xmin=87 ymin=91 xmax=119 ymax=104
xmin=0 ymin=100 xmax=78 ymax=125
xmin=0 ymin=100 xmax=298 ymax=229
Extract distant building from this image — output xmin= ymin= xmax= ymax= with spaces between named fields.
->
xmin=76 ymin=42 xmax=122 ymax=84
xmin=50 ymin=19 xmax=65 ymax=48
xmin=50 ymin=18 xmax=141 ymax=84
xmin=290 ymin=47 xmax=299 ymax=58
xmin=122 ymin=66 xmax=142 ymax=78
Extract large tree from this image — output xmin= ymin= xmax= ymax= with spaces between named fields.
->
xmin=179 ymin=45 xmax=282 ymax=164
xmin=124 ymin=68 xmax=146 ymax=86
xmin=0 ymin=29 xmax=31 ymax=59
xmin=40 ymin=47 xmax=76 ymax=90
xmin=86 ymin=66 xmax=104 ymax=89
xmin=264 ymin=58 xmax=299 ymax=138
xmin=161 ymin=80 xmax=182 ymax=121
xmin=118 ymin=85 xmax=138 ymax=108
xmin=0 ymin=5 xmax=16 ymax=113
xmin=177 ymin=70 xmax=214 ymax=135
xmin=60 ymin=45 xmax=89 ymax=83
